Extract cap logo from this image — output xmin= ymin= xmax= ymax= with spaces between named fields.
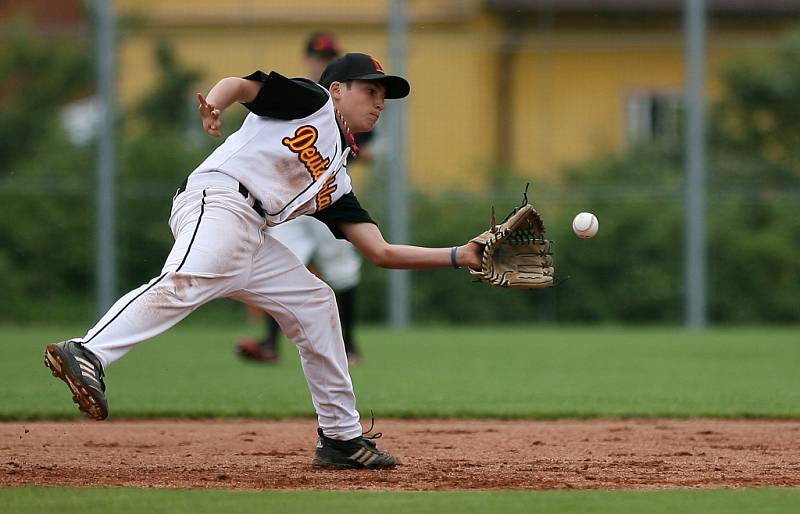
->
xmin=369 ymin=56 xmax=384 ymax=73
xmin=314 ymin=36 xmax=337 ymax=53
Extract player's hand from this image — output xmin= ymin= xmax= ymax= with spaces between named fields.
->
xmin=197 ymin=92 xmax=222 ymax=137
xmin=458 ymin=241 xmax=482 ymax=270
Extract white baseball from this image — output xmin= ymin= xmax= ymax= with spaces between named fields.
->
xmin=572 ymin=212 xmax=599 ymax=239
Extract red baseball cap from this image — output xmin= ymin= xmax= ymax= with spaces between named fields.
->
xmin=305 ymin=32 xmax=341 ymax=59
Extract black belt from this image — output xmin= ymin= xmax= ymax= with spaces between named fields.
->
xmin=176 ymin=178 xmax=264 ymax=217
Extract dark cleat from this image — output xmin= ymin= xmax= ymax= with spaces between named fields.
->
xmin=313 ymin=428 xmax=397 ymax=469
xmin=44 ymin=340 xmax=108 ymax=421
xmin=346 ymin=351 xmax=362 ymax=366
xmin=235 ymin=339 xmax=280 ymax=363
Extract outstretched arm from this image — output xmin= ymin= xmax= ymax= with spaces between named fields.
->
xmin=341 ymin=221 xmax=481 ymax=270
xmin=196 ymin=77 xmax=262 ymax=137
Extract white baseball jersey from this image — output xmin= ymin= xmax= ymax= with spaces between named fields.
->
xmin=190 ymin=73 xmax=353 ymax=227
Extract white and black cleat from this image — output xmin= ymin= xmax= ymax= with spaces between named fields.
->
xmin=312 ymin=428 xmax=397 ymax=469
xmin=44 ymin=340 xmax=109 ymax=421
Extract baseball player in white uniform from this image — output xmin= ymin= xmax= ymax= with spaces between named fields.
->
xmin=43 ymin=53 xmax=482 ymax=469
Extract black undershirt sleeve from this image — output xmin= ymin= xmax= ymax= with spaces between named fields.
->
xmin=241 ymin=70 xmax=327 ymax=119
xmin=311 ymin=191 xmax=378 ymax=240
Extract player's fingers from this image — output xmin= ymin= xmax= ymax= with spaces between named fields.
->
xmin=197 ymin=94 xmax=219 ymax=117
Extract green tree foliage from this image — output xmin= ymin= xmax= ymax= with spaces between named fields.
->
xmin=551 ymin=146 xmax=686 ymax=323
xmin=713 ymin=29 xmax=800 ymax=188
xmin=0 ymin=29 xmax=92 ymax=173
xmin=0 ymin=29 xmax=94 ymax=320
xmin=0 ymin=32 xmax=212 ymax=321
xmin=706 ymin=32 xmax=800 ymax=322
xmin=134 ymin=38 xmax=201 ymax=130
xmin=115 ymin=41 xmax=211 ymax=291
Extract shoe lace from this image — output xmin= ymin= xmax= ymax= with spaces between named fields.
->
xmin=362 ymin=410 xmax=383 ymax=440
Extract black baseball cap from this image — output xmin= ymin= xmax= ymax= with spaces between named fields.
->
xmin=319 ymin=53 xmax=410 ymax=99
xmin=305 ymin=32 xmax=340 ymax=59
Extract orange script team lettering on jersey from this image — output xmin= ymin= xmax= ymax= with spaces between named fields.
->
xmin=281 ymin=125 xmax=336 ymax=209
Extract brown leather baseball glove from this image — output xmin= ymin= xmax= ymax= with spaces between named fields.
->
xmin=469 ymin=203 xmax=554 ymax=288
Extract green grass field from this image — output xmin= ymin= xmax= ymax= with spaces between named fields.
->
xmin=3 ymin=324 xmax=799 ymax=420
xmin=2 ymin=323 xmax=799 ymax=512
xmin=3 ymin=487 xmax=800 ymax=514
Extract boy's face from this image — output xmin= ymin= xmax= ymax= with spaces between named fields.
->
xmin=331 ymin=80 xmax=386 ymax=133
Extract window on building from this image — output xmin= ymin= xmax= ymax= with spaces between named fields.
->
xmin=625 ymin=91 xmax=683 ymax=146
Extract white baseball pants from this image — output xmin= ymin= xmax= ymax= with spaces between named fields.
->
xmin=77 ymin=172 xmax=362 ymax=440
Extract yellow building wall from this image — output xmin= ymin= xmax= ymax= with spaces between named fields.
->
xmin=405 ymin=24 xmax=498 ymax=184
xmin=515 ymin=32 xmax=686 ymax=179
xmin=115 ymin=0 xmax=790 ymax=189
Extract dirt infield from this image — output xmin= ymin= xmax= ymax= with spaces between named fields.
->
xmin=2 ymin=419 xmax=799 ymax=490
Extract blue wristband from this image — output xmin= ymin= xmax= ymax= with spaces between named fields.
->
xmin=450 ymin=246 xmax=461 ymax=269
